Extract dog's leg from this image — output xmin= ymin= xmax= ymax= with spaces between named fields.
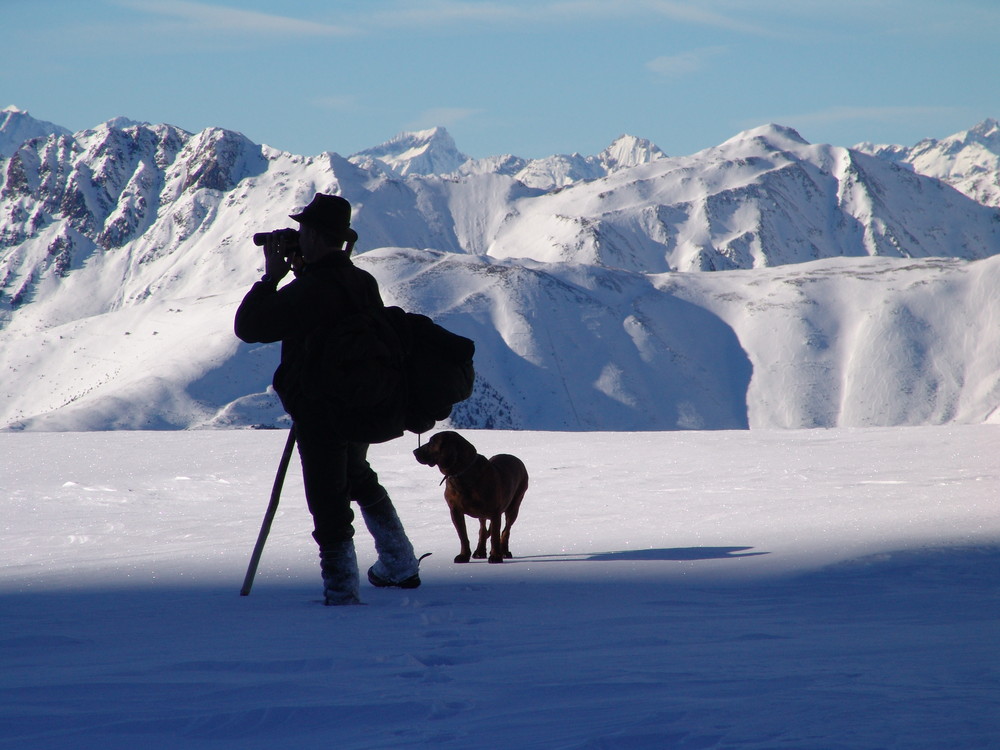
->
xmin=487 ymin=513 xmax=505 ymax=563
xmin=473 ymin=518 xmax=489 ymax=559
xmin=499 ymin=506 xmax=520 ymax=559
xmin=451 ymin=507 xmax=473 ymax=563
xmin=500 ymin=478 xmax=528 ymax=559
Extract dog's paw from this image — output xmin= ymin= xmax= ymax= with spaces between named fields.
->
xmin=488 ymin=554 xmax=504 ymax=564
xmin=454 ymin=553 xmax=472 ymax=564
xmin=472 ymin=550 xmax=487 ymax=560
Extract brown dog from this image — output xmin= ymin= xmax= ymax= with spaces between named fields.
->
xmin=414 ymin=431 xmax=528 ymax=564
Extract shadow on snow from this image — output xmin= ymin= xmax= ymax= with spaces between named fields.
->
xmin=515 ymin=546 xmax=769 ymax=563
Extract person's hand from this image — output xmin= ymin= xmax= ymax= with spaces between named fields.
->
xmin=262 ymin=233 xmax=292 ymax=282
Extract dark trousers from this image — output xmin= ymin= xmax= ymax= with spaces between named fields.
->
xmin=294 ymin=417 xmax=388 ymax=548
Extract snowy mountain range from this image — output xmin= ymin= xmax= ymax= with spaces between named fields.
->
xmin=2 ymin=105 xmax=1000 ymax=432
xmin=856 ymin=118 xmax=1000 ymax=210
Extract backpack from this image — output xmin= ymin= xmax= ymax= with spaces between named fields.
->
xmin=386 ymin=307 xmax=476 ymax=435
xmin=284 ymin=302 xmax=475 ymax=444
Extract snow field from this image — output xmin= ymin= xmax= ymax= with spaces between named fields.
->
xmin=2 ymin=427 xmax=999 ymax=748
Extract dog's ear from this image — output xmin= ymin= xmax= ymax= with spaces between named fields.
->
xmin=434 ymin=435 xmax=454 ymax=466
xmin=450 ymin=434 xmax=477 ymax=465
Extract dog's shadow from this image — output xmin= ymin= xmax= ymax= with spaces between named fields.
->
xmin=515 ymin=547 xmax=769 ymax=563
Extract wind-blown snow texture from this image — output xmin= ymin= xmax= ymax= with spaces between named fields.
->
xmin=1 ymin=428 xmax=998 ymax=749
xmin=2 ymin=109 xmax=1000 ymax=431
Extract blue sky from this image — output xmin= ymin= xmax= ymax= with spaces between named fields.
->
xmin=3 ymin=0 xmax=998 ymax=160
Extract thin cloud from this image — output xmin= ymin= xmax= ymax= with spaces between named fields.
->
xmin=636 ymin=1 xmax=774 ymax=35
xmin=408 ymin=107 xmax=484 ymax=129
xmin=646 ymin=46 xmax=727 ymax=77
xmin=365 ymin=0 xmax=773 ymax=35
xmin=368 ymin=0 xmax=525 ymax=25
xmin=766 ymin=105 xmax=960 ymax=128
xmin=115 ymin=0 xmax=355 ymax=36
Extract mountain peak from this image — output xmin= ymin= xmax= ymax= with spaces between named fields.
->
xmin=0 ymin=106 xmax=71 ymax=157
xmin=350 ymin=126 xmax=470 ymax=176
xmin=721 ymin=123 xmax=811 ymax=153
xmin=103 ymin=116 xmax=147 ymax=130
xmin=599 ymin=134 xmax=667 ymax=170
xmin=970 ymin=117 xmax=999 ymax=134
xmin=387 ymin=126 xmax=449 ymax=144
xmin=947 ymin=118 xmax=1000 ymax=151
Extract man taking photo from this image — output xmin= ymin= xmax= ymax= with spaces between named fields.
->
xmin=235 ymin=193 xmax=421 ymax=605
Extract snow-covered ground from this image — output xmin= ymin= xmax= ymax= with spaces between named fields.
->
xmin=2 ymin=427 xmax=998 ymax=749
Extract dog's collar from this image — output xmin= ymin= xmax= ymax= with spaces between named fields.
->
xmin=440 ymin=456 xmax=480 ymax=486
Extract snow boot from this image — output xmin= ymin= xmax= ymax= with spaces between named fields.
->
xmin=359 ymin=494 xmax=421 ymax=589
xmin=318 ymin=540 xmax=362 ymax=606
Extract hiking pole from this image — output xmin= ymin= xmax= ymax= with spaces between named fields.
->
xmin=240 ymin=426 xmax=297 ymax=596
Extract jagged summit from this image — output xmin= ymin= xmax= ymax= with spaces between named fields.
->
xmin=599 ymin=134 xmax=667 ymax=170
xmin=455 ymin=134 xmax=668 ymax=190
xmin=931 ymin=118 xmax=1000 ymax=153
xmin=856 ymin=118 xmax=1000 ymax=208
xmin=858 ymin=119 xmax=1000 ymax=157
xmin=102 ymin=116 xmax=148 ymax=130
xmin=349 ymin=126 xmax=470 ymax=176
xmin=0 ymin=106 xmax=71 ymax=157
xmin=347 ymin=130 xmax=668 ymax=186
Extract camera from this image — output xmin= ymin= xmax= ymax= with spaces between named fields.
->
xmin=252 ymin=228 xmax=300 ymax=257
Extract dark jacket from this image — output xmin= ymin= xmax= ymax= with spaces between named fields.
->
xmin=234 ymin=252 xmax=383 ymax=414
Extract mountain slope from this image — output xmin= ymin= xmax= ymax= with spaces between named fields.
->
xmin=2 ymin=112 xmax=1000 ymax=431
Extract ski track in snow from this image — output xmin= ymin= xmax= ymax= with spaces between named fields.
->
xmin=1 ymin=427 xmax=999 ymax=749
